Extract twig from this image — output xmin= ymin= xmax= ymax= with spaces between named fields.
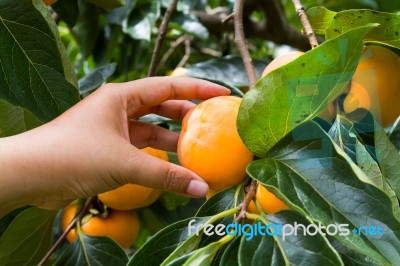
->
xmin=194 ymin=46 xmax=222 ymax=58
xmin=233 ymin=0 xmax=257 ymax=87
xmin=291 ymin=0 xmax=319 ymax=48
xmin=148 ymin=0 xmax=178 ymax=77
xmin=176 ymin=38 xmax=191 ymax=69
xmin=234 ymin=180 xmax=258 ymax=222
xmin=156 ymin=35 xmax=189 ymax=73
xmin=38 ymin=197 xmax=96 ymax=266
xmin=222 ymin=12 xmax=235 ymax=24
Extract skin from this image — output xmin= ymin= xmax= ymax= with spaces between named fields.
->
xmin=0 ymin=77 xmax=230 ymax=217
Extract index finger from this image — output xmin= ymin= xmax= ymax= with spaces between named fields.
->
xmin=118 ymin=77 xmax=231 ymax=117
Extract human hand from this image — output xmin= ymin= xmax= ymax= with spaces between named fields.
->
xmin=0 ymin=77 xmax=230 ymax=212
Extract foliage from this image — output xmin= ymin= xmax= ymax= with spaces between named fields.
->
xmin=0 ymin=0 xmax=400 ymax=265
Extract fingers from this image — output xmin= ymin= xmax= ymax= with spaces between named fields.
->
xmin=118 ymin=77 xmax=230 ymax=116
xmin=129 ymin=120 xmax=179 ymax=151
xmin=133 ymin=100 xmax=196 ymax=120
xmin=121 ymin=148 xmax=209 ymax=197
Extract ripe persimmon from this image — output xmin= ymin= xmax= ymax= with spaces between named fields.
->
xmin=343 ymin=45 xmax=400 ymax=126
xmin=98 ymin=147 xmax=167 ymax=210
xmin=61 ymin=202 xmax=140 ymax=249
xmin=248 ymin=184 xmax=288 ymax=214
xmin=178 ymin=96 xmax=253 ymax=192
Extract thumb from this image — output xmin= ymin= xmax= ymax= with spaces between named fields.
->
xmin=121 ymin=148 xmax=209 ymax=198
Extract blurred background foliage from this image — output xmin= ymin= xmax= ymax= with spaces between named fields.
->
xmin=53 ymin=0 xmax=400 ymax=92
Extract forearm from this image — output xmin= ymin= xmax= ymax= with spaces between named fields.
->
xmin=0 ymin=134 xmax=35 ymax=217
xmin=0 ymin=126 xmax=68 ymax=217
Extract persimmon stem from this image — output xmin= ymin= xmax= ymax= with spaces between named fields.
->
xmin=233 ymin=0 xmax=257 ymax=88
xmin=291 ymin=0 xmax=319 ymax=48
xmin=38 ymin=197 xmax=96 ymax=266
xmin=148 ymin=0 xmax=178 ymax=77
xmin=234 ymin=179 xmax=257 ymax=223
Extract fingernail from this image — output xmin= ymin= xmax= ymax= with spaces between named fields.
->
xmin=186 ymin=179 xmax=209 ymax=197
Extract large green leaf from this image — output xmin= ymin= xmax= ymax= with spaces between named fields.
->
xmin=247 ymin=121 xmax=400 ymax=265
xmin=239 ymin=211 xmax=343 ymax=266
xmin=52 ymin=234 xmax=128 ymax=265
xmin=182 ymin=237 xmax=228 ymax=266
xmin=0 ymin=100 xmax=43 ymax=137
xmin=0 ymin=208 xmax=57 ymax=265
xmin=179 ymin=56 xmax=268 ymax=88
xmin=328 ymin=115 xmax=400 ymax=218
xmin=373 ymin=125 xmax=400 ymax=202
xmin=237 ymin=26 xmax=372 ymax=157
xmin=308 ymin=7 xmax=400 ymax=49
xmin=219 ymin=236 xmax=240 ymax=266
xmin=0 ymin=0 xmax=79 ymax=121
xmin=129 ymin=217 xmax=210 ymax=266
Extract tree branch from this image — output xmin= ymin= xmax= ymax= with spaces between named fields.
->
xmin=291 ymin=0 xmax=319 ymax=48
xmin=38 ymin=197 xmax=96 ymax=266
xmin=148 ymin=0 xmax=178 ymax=77
xmin=193 ymin=1 xmax=311 ymax=52
xmin=233 ymin=0 xmax=257 ymax=87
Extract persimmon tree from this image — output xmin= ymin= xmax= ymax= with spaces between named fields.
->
xmin=0 ymin=0 xmax=400 ymax=265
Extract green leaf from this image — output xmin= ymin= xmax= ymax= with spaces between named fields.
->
xmin=170 ymin=13 xmax=209 ymax=39
xmin=307 ymin=6 xmax=337 ymax=35
xmin=159 ymin=192 xmax=191 ymax=211
xmin=247 ymin=121 xmax=400 ymax=265
xmin=71 ymin=0 xmax=101 ymax=58
xmin=123 ymin=1 xmax=161 ymax=41
xmin=238 ymin=26 xmax=373 ymax=157
xmin=327 ymin=10 xmax=400 ymax=48
xmin=183 ymin=236 xmax=230 ymax=266
xmin=373 ymin=123 xmax=400 ymax=202
xmin=308 ymin=7 xmax=400 ymax=49
xmin=181 ymin=56 xmax=268 ymax=88
xmin=0 ymin=207 xmax=29 ymax=239
xmin=0 ymin=208 xmax=57 ymax=266
xmin=78 ymin=63 xmax=117 ymax=95
xmin=0 ymin=100 xmax=43 ymax=137
xmin=53 ymin=234 xmax=128 ymax=265
xmin=219 ymin=236 xmax=240 ymax=266
xmin=328 ymin=116 xmax=357 ymax=162
xmin=52 ymin=0 xmax=79 ymax=27
xmin=330 ymin=114 xmax=400 ymax=218
xmin=330 ymin=238 xmax=381 ymax=266
xmin=0 ymin=0 xmax=80 ymax=121
xmin=129 ymin=217 xmax=209 ymax=266
xmin=196 ymin=184 xmax=245 ymax=217
xmin=388 ymin=117 xmax=400 ymax=150
xmin=86 ymin=0 xmax=125 ymax=11
xmin=239 ymin=211 xmax=343 ymax=266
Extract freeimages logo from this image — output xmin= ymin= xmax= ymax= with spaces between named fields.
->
xmin=188 ymin=219 xmax=384 ymax=241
